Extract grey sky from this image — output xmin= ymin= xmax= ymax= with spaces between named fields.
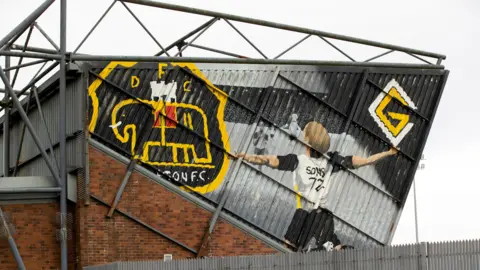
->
xmin=1 ymin=0 xmax=479 ymax=245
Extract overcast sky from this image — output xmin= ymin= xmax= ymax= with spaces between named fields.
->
xmin=1 ymin=0 xmax=479 ymax=245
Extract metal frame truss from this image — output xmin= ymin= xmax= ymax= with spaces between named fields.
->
xmin=0 ymin=0 xmax=446 ymax=269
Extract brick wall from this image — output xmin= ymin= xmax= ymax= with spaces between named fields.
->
xmin=79 ymin=145 xmax=278 ymax=267
xmin=0 ymin=202 xmax=76 ymax=270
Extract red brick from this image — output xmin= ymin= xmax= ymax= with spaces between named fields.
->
xmin=0 ymin=145 xmax=279 ymax=269
xmin=81 ymin=146 xmax=277 ymax=266
xmin=0 ymin=203 xmax=76 ymax=270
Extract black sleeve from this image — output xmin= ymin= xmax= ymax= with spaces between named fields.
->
xmin=328 ymin=151 xmax=355 ymax=173
xmin=277 ymin=154 xmax=299 ymax=171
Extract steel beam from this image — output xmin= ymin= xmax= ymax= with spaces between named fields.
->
xmin=11 ymin=62 xmax=49 ymax=176
xmin=154 ymin=17 xmax=219 ymax=56
xmin=92 ymin=195 xmax=197 ymax=254
xmin=186 ymin=43 xmax=248 ymax=58
xmin=364 ymin=50 xmax=394 ymax=62
xmin=3 ymin=52 xmax=11 ymax=178
xmin=0 ymin=0 xmax=55 ymax=50
xmin=0 ymin=208 xmax=26 ymax=269
xmin=33 ymin=86 xmax=60 ymax=171
xmin=12 ymin=92 xmax=33 ymax=176
xmin=3 ymin=59 xmax=49 ymax=72
xmin=319 ymin=36 xmax=356 ymax=62
xmin=0 ymin=187 xmax=61 ymax=193
xmin=88 ymin=137 xmax=291 ymax=253
xmin=59 ymin=0 xmax=68 ymax=269
xmin=406 ymin=52 xmax=434 ymax=65
xmin=33 ymin=22 xmax=60 ymax=51
xmin=0 ymin=67 xmax=62 ymax=185
xmin=274 ymin=34 xmax=311 ymax=59
xmin=0 ymin=88 xmax=29 ymax=96
xmin=11 ymin=25 xmax=34 ymax=88
xmin=224 ymin=19 xmax=268 ymax=59
xmin=121 ymin=0 xmax=446 ymax=60
xmin=174 ymin=18 xmax=217 ymax=57
xmin=74 ymin=0 xmax=116 ymax=53
xmin=0 ymin=50 xmax=61 ymax=60
xmin=10 ymin=44 xmax=59 ymax=55
xmin=0 ymin=60 xmax=58 ymax=115
xmin=71 ymin=54 xmax=445 ymax=69
xmin=9 ymin=61 xmax=59 ymax=105
xmin=106 ymin=160 xmax=136 ymax=218
xmin=119 ymin=1 xmax=170 ymax=56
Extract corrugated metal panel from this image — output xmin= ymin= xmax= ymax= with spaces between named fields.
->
xmin=14 ymin=135 xmax=83 ymax=177
xmin=86 ymin=61 xmax=447 ymax=251
xmin=0 ymin=75 xmax=85 ymax=176
xmin=83 ymin=239 xmax=480 ymax=270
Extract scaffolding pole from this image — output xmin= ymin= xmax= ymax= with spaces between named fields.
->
xmin=0 ymin=208 xmax=26 ymax=269
xmin=0 ymin=0 xmax=55 ymax=50
xmin=59 ymin=0 xmax=68 ymax=269
xmin=3 ymin=51 xmax=10 ymax=177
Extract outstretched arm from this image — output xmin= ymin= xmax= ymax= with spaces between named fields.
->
xmin=236 ymin=153 xmax=280 ymax=168
xmin=351 ymin=148 xmax=398 ymax=168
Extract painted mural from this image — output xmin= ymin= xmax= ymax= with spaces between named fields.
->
xmin=87 ymin=62 xmax=445 ymax=252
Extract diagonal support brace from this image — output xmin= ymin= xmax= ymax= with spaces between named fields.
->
xmin=0 ymin=67 xmax=62 ymax=186
xmin=0 ymin=208 xmax=26 ymax=270
xmin=106 ymin=159 xmax=137 ymax=218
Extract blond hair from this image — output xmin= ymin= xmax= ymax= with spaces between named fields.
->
xmin=304 ymin=121 xmax=330 ymax=154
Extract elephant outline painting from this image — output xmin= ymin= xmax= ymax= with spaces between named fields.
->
xmin=87 ymin=61 xmax=231 ymax=194
xmin=109 ymin=92 xmax=214 ymax=169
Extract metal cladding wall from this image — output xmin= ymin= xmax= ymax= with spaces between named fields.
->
xmin=0 ymin=69 xmax=86 ymax=177
xmin=86 ymin=62 xmax=448 ymax=251
xmin=83 ymin=240 xmax=480 ymax=270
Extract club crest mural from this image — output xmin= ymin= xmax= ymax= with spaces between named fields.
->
xmin=88 ymin=62 xmax=230 ymax=194
xmin=87 ymin=62 xmax=446 ymax=252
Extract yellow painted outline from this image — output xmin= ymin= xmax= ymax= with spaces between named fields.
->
xmin=112 ymin=100 xmax=213 ymax=165
xmin=168 ymin=62 xmax=231 ymax=194
xmin=88 ymin=61 xmax=231 ymax=194
xmin=294 ymin=184 xmax=302 ymax=209
xmin=183 ymin=80 xmax=191 ymax=92
xmin=131 ymin=76 xmax=140 ymax=88
xmin=111 ymin=99 xmax=139 ymax=155
xmin=88 ymin=61 xmax=137 ymax=133
xmin=375 ymin=87 xmax=410 ymax=137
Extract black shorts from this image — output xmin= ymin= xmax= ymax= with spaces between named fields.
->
xmin=284 ymin=207 xmax=339 ymax=251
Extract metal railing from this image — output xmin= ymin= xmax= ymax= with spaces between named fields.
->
xmin=84 ymin=239 xmax=480 ymax=270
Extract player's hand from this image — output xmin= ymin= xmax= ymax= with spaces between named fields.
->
xmin=388 ymin=147 xmax=399 ymax=155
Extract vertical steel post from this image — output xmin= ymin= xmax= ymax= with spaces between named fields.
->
xmin=59 ymin=0 xmax=68 ymax=269
xmin=3 ymin=51 xmax=10 ymax=177
xmin=413 ymin=179 xmax=419 ymax=243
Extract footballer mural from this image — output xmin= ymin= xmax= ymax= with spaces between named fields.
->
xmin=87 ymin=61 xmax=442 ymax=251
